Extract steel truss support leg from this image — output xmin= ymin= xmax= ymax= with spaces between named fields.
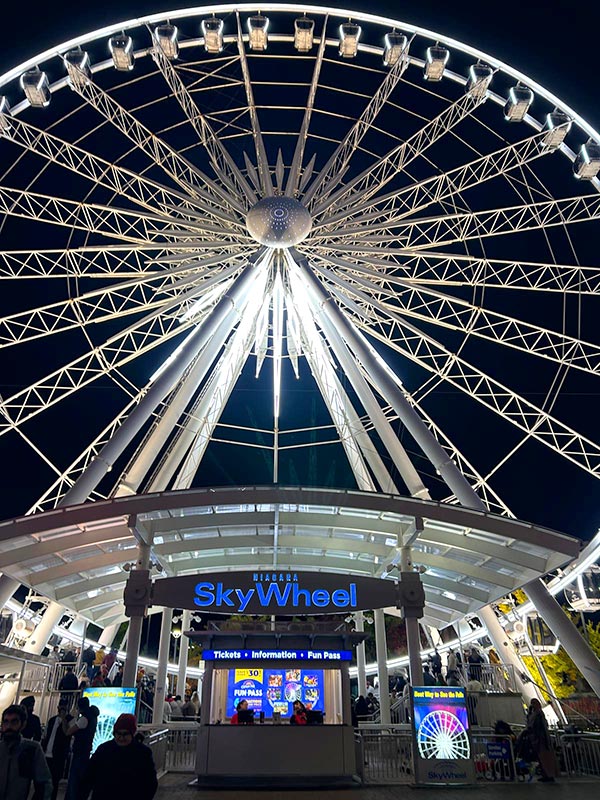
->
xmin=62 ymin=255 xmax=265 ymax=506
xmin=374 ymin=609 xmax=391 ymax=724
xmin=23 ymin=601 xmax=64 ymax=655
xmin=98 ymin=622 xmax=120 ymax=649
xmin=294 ymin=255 xmax=599 ymax=700
xmin=0 ymin=574 xmax=19 ymax=610
xmin=525 ymin=579 xmax=600 ymax=698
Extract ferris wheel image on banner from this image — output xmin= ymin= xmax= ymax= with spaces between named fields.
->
xmin=416 ymin=709 xmax=471 ymax=760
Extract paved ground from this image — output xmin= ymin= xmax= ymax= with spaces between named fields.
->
xmin=155 ymin=774 xmax=595 ymax=798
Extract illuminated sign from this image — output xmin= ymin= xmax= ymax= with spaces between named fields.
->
xmin=410 ymin=686 xmax=474 ymax=786
xmin=82 ymin=687 xmax=137 ymax=753
xmin=203 ymin=648 xmax=352 ymax=661
xmin=226 ymin=668 xmax=325 ymax=717
xmin=150 ymin=570 xmax=400 ymax=614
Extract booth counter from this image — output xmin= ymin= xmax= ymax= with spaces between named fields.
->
xmin=189 ymin=628 xmax=365 ymax=787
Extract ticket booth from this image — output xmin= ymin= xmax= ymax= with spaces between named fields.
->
xmin=191 ymin=628 xmax=361 ymax=786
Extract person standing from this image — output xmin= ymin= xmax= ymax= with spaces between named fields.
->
xmin=58 ymin=666 xmax=79 ymax=711
xmin=79 ymin=714 xmax=157 ymax=800
xmin=526 ymin=699 xmax=559 ymax=782
xmin=92 ymin=647 xmax=105 ymax=678
xmin=42 ymin=703 xmax=72 ymax=800
xmin=0 ymin=704 xmax=52 ymax=800
xmin=169 ymin=695 xmax=183 ymax=719
xmin=81 ymin=646 xmax=95 ymax=680
xmin=63 ymin=696 xmax=98 ymax=800
xmin=20 ymin=696 xmax=42 ymax=742
xmin=180 ymin=694 xmax=196 ymax=718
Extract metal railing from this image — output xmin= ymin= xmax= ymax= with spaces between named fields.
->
xmin=559 ymin=733 xmax=600 ymax=777
xmin=139 ymin=722 xmax=198 ymax=773
xmin=145 ymin=727 xmax=169 ymax=777
xmin=354 ymin=725 xmax=413 ymax=784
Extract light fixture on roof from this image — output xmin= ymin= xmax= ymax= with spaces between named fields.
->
xmin=21 ymin=69 xmax=51 ymax=108
xmin=467 ymin=63 xmax=493 ymax=100
xmin=109 ymin=35 xmax=134 ymax=71
xmin=0 ymin=96 xmax=11 ymax=133
xmin=424 ymin=45 xmax=449 ymax=81
xmin=542 ymin=111 xmax=571 ymax=149
xmin=154 ymin=24 xmax=179 ymax=59
xmin=574 ymin=140 xmax=600 ymax=180
xmin=504 ymin=85 xmax=533 ymax=122
xmin=294 ymin=16 xmax=314 ymax=52
xmin=248 ymin=14 xmax=269 ymax=51
xmin=339 ymin=22 xmax=361 ymax=58
xmin=202 ymin=17 xmax=224 ymax=53
xmin=383 ymin=31 xmax=408 ymax=67
xmin=64 ymin=50 xmax=91 ymax=89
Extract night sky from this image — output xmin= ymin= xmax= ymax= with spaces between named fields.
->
xmin=1 ymin=0 xmax=600 ymax=548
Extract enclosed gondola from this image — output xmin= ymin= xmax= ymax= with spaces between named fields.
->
xmin=565 ymin=566 xmax=600 ymax=612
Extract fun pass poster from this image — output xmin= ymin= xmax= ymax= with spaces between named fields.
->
xmin=226 ymin=668 xmax=324 ymax=717
xmin=82 ymin=687 xmax=138 ymax=752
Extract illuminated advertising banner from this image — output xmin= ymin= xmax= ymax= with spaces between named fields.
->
xmin=226 ymin=667 xmax=324 ymax=717
xmin=151 ymin=570 xmax=399 ymax=614
xmin=82 ymin=687 xmax=137 ymax=753
xmin=410 ymin=686 xmax=475 ymax=785
xmin=203 ymin=648 xmax=351 ymax=661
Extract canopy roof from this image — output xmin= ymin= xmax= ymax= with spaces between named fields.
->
xmin=0 ymin=486 xmax=579 ymax=629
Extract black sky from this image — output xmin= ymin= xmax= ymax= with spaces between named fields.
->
xmin=1 ymin=1 xmax=600 ymax=542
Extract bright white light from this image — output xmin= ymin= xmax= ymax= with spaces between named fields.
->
xmin=272 ymin=271 xmax=284 ymax=421
xmin=179 ymin=279 xmax=233 ymax=322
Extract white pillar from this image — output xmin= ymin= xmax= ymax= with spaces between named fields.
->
xmin=355 ymin=611 xmax=367 ymax=696
xmin=525 ymin=578 xmax=600 ymax=698
xmin=0 ymin=575 xmax=19 ymax=610
xmin=122 ymin=543 xmax=151 ymax=688
xmin=374 ymin=609 xmax=390 ymax=724
xmin=23 ymin=602 xmax=64 ymax=655
xmin=153 ymin=608 xmax=173 ymax=724
xmin=177 ymin=610 xmax=191 ymax=697
xmin=478 ymin=605 xmax=539 ymax=703
xmin=99 ymin=622 xmax=121 ymax=649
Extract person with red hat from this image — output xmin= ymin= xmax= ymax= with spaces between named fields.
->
xmin=80 ymin=713 xmax=157 ymax=799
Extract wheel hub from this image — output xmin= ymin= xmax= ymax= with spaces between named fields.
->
xmin=246 ymin=196 xmax=312 ymax=247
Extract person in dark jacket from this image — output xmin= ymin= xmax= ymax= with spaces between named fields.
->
xmin=0 ymin=704 xmax=52 ymax=800
xmin=63 ymin=696 xmax=98 ymax=800
xmin=58 ymin=666 xmax=79 ymax=711
xmin=80 ymin=713 xmax=157 ymax=800
xmin=20 ymin=696 xmax=42 ymax=742
xmin=41 ymin=704 xmax=72 ymax=800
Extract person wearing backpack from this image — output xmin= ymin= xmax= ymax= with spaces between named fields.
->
xmin=0 ymin=704 xmax=52 ymax=800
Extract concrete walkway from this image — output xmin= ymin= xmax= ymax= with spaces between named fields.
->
xmin=155 ymin=774 xmax=595 ymax=798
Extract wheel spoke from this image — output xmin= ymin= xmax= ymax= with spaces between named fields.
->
xmin=310 ymin=91 xmax=487 ymax=221
xmin=313 ymin=126 xmax=561 ymax=234
xmin=235 ymin=11 xmax=274 ymax=197
xmin=149 ymin=36 xmax=257 ymax=207
xmin=303 ymin=32 xmax=411 ymax=209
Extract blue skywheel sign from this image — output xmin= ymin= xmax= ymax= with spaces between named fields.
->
xmin=150 ymin=570 xmax=401 ymax=614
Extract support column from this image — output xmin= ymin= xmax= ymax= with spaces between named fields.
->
xmin=354 ymin=611 xmax=367 ymax=696
xmin=122 ymin=543 xmax=151 ymax=688
xmin=0 ymin=575 xmax=19 ymax=610
xmin=478 ymin=605 xmax=539 ymax=703
xmin=153 ymin=608 xmax=173 ymax=724
xmin=23 ymin=602 xmax=64 ymax=655
xmin=177 ymin=610 xmax=191 ymax=697
xmin=525 ymin=579 xmax=600 ymax=698
xmin=374 ymin=609 xmax=390 ymax=723
xmin=99 ymin=622 xmax=121 ymax=649
xmin=62 ymin=257 xmax=265 ymax=506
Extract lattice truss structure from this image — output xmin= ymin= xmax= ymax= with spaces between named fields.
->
xmin=0 ymin=5 xmax=599 ymax=621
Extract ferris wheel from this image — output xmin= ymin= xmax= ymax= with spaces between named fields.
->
xmin=417 ymin=709 xmax=471 ymax=760
xmin=0 ymin=3 xmax=599 ymax=522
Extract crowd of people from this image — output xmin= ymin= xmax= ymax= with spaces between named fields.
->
xmin=0 ymin=699 xmax=158 ymax=800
